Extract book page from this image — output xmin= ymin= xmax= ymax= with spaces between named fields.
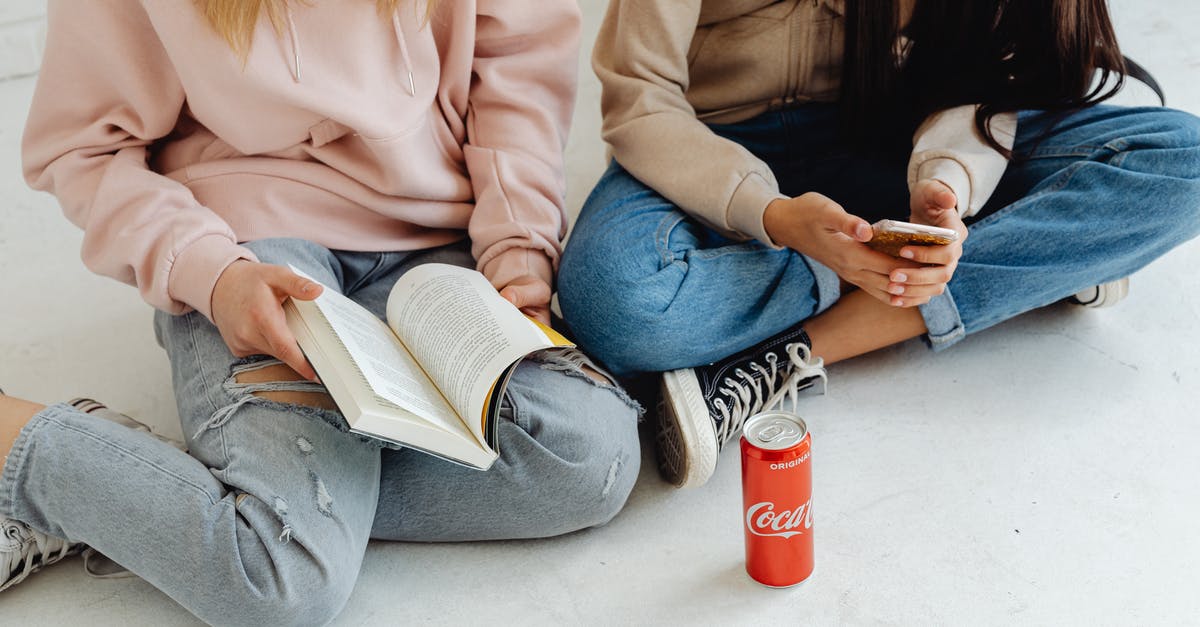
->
xmin=286 ymin=301 xmax=491 ymax=467
xmin=385 ymin=264 xmax=556 ymax=443
xmin=289 ymin=268 xmax=463 ymax=435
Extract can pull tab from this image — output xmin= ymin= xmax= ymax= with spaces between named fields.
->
xmin=759 ymin=423 xmax=800 ymax=442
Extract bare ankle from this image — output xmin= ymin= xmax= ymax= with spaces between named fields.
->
xmin=0 ymin=395 xmax=47 ymax=472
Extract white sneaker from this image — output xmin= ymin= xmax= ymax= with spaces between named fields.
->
xmin=69 ymin=398 xmax=185 ymax=450
xmin=1070 ymin=277 xmax=1130 ymax=308
xmin=658 ymin=324 xmax=826 ymax=489
xmin=1 ymin=518 xmax=84 ymax=592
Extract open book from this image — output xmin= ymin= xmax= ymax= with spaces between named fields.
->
xmin=283 ymin=263 xmax=573 ymax=470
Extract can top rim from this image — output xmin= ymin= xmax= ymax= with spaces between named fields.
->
xmin=743 ymin=412 xmax=807 ymax=450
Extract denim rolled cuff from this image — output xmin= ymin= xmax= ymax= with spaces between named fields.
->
xmin=919 ymin=287 xmax=966 ymax=351
xmin=801 ymin=254 xmax=841 ymax=315
xmin=0 ymin=404 xmax=62 ymax=520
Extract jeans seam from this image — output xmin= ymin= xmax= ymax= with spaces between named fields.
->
xmin=186 ymin=313 xmax=221 ymax=418
xmin=181 ymin=313 xmax=236 ymax=464
xmin=654 ymin=212 xmax=686 ymax=267
xmin=688 ymin=242 xmax=771 ymax=262
xmin=1023 ymin=145 xmax=1103 ymax=160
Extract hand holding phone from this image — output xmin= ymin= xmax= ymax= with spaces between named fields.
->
xmin=865 ymin=219 xmax=959 ymax=258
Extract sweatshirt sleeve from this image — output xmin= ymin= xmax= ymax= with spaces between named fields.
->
xmin=907 ymin=106 xmax=1017 ymax=218
xmin=21 ymin=1 xmax=255 ymax=320
xmin=464 ymin=1 xmax=580 ymax=292
xmin=593 ymin=0 xmax=787 ymax=248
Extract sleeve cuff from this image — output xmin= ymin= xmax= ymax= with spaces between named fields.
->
xmin=167 ymin=234 xmax=257 ymax=320
xmin=480 ymin=247 xmax=555 ymax=292
xmin=910 ymin=156 xmax=974 ymax=217
xmin=727 ymin=172 xmax=788 ymax=248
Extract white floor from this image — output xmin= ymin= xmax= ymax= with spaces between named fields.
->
xmin=2 ymin=1 xmax=1199 ymax=625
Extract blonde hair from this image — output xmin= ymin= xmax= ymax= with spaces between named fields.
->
xmin=197 ymin=0 xmax=435 ymax=56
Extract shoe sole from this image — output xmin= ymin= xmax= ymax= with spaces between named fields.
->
xmin=1071 ymin=277 xmax=1130 ymax=308
xmin=658 ymin=369 xmax=718 ymax=489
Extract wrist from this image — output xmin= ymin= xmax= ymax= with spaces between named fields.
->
xmin=763 ymin=198 xmax=795 ymax=249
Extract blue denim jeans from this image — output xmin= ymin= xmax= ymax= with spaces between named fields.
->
xmin=558 ymin=104 xmax=1200 ymax=377
xmin=0 ymin=239 xmax=641 ymax=625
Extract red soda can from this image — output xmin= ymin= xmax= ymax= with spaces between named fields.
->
xmin=740 ymin=411 xmax=814 ymax=587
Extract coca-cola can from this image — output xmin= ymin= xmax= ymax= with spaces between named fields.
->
xmin=740 ymin=411 xmax=813 ymax=587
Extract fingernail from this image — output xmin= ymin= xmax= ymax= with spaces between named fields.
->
xmin=889 ymin=285 xmax=905 ymax=295
xmin=301 ymin=282 xmax=314 ymax=293
xmin=900 ymin=249 xmax=915 ymax=259
xmin=893 ymin=272 xmax=908 ymax=282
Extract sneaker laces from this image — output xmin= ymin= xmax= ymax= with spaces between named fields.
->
xmin=710 ymin=343 xmax=827 ymax=448
xmin=1 ymin=517 xmax=82 ymax=592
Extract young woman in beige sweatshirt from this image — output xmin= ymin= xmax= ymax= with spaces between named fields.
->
xmin=557 ymin=0 xmax=1200 ymax=488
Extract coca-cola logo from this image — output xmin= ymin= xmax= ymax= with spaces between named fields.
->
xmin=745 ymin=500 xmax=812 ymax=539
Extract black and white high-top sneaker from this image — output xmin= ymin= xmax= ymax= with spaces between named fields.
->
xmin=657 ymin=324 xmax=826 ymax=488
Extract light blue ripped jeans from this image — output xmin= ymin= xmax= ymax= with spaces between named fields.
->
xmin=0 ymin=238 xmax=641 ymax=626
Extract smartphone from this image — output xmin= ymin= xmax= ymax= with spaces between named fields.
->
xmin=866 ymin=219 xmax=959 ymax=257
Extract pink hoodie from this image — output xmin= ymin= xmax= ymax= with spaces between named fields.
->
xmin=22 ymin=1 xmax=580 ymax=320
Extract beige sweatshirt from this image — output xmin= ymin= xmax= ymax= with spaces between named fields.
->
xmin=593 ymin=0 xmax=1016 ymax=246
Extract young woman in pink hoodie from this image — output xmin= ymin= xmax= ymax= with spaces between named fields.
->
xmin=0 ymin=1 xmax=640 ymax=621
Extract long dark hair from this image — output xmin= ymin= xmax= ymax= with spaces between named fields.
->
xmin=840 ymin=0 xmax=1127 ymax=156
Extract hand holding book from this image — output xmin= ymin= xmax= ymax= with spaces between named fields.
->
xmin=283 ymin=263 xmax=574 ymax=469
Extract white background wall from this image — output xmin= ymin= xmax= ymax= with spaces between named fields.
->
xmin=0 ymin=0 xmax=46 ymax=80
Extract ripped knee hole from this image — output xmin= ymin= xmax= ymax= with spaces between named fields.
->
xmin=234 ymin=363 xmax=338 ymax=411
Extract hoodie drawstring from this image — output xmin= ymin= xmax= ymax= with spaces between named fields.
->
xmin=284 ymin=5 xmax=302 ymax=83
xmin=281 ymin=5 xmax=413 ymax=96
xmin=391 ymin=13 xmax=417 ymax=96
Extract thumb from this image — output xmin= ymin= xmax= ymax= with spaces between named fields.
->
xmin=921 ymin=179 xmax=957 ymax=210
xmin=499 ymin=285 xmax=523 ymax=308
xmin=932 ymin=183 xmax=957 ymax=210
xmin=500 ymin=281 xmax=551 ymax=310
xmin=835 ymin=212 xmax=872 ymax=242
xmin=270 ymin=267 xmax=322 ymax=301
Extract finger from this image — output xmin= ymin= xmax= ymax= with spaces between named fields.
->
xmin=891 ymin=264 xmax=955 ymax=286
xmin=898 ymin=244 xmax=959 ymax=265
xmin=260 ymin=312 xmax=318 ymax=381
xmin=932 ymin=187 xmax=957 ymax=210
xmin=501 ymin=282 xmax=551 ymax=310
xmin=915 ymin=179 xmax=956 ymax=210
xmin=521 ymin=305 xmax=552 ymax=326
xmin=851 ymin=280 xmax=898 ymax=307
xmin=838 ymin=214 xmax=873 ymax=242
xmin=499 ymin=286 xmax=520 ymax=307
xmin=855 ymin=247 xmax=924 ymax=277
xmin=814 ymin=198 xmax=872 ymax=242
xmin=886 ymin=281 xmax=946 ymax=300
xmin=267 ymin=265 xmax=323 ymax=301
xmin=850 ymin=268 xmax=895 ymax=294
xmin=890 ymin=295 xmax=932 ymax=308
